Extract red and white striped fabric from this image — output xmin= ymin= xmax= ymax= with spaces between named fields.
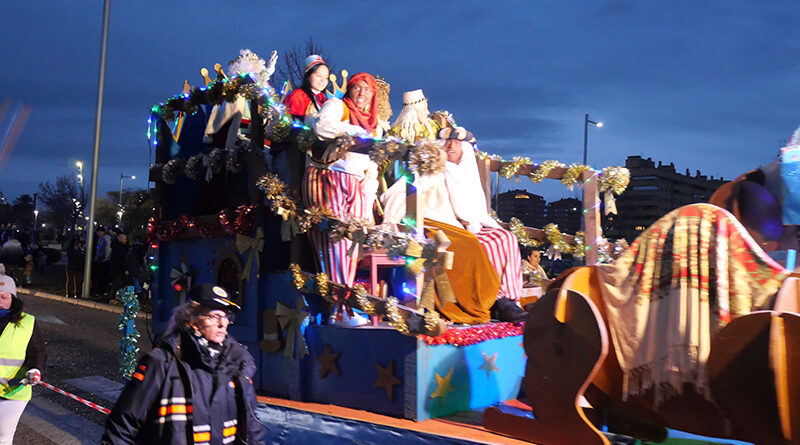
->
xmin=475 ymin=227 xmax=523 ymax=301
xmin=303 ymin=166 xmax=371 ymax=286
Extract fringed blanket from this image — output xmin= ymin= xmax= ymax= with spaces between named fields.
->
xmin=596 ymin=203 xmax=788 ymax=403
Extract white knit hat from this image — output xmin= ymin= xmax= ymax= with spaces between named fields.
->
xmin=0 ymin=270 xmax=17 ymax=297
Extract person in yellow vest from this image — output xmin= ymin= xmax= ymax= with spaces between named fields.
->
xmin=0 ymin=268 xmax=46 ymax=445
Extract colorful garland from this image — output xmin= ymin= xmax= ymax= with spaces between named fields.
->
xmin=147 ymin=205 xmax=257 ymax=243
xmin=117 ymin=287 xmax=140 ymax=379
xmin=420 ymin=322 xmax=525 ymax=347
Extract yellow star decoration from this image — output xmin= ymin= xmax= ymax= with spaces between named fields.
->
xmin=373 ymin=361 xmax=402 ymax=402
xmin=478 ymin=352 xmax=500 ymax=378
xmin=317 ymin=345 xmax=341 ymax=379
xmin=429 ymin=367 xmax=455 ymax=405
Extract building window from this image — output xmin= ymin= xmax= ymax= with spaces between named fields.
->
xmin=632 ymin=185 xmax=659 ymax=191
xmin=215 ymin=252 xmax=244 ymax=308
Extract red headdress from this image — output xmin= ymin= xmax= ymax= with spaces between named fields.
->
xmin=343 ymin=72 xmax=379 ymax=133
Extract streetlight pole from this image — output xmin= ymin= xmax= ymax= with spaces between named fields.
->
xmin=32 ymin=193 xmax=38 ymax=235
xmin=583 ymin=113 xmax=603 ymax=166
xmin=82 ymin=0 xmax=112 ymax=301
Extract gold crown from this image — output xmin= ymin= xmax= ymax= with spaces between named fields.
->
xmin=327 ymin=69 xmax=348 ymax=97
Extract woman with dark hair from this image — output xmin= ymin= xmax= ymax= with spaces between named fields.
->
xmin=283 ymin=55 xmax=329 ymax=122
xmin=0 ymin=268 xmax=46 ymax=445
xmin=102 ymin=284 xmax=266 ymax=445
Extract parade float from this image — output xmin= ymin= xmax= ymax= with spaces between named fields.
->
xmin=143 ymin=49 xmax=800 ymax=444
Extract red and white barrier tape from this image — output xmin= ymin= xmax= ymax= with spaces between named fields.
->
xmin=37 ymin=380 xmax=111 ymax=415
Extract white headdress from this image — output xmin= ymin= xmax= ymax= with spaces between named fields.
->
xmin=392 ymin=89 xmax=434 ymax=143
xmin=444 ymin=140 xmax=501 ymax=233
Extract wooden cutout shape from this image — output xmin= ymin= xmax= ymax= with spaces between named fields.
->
xmin=483 ymin=288 xmax=610 ymax=445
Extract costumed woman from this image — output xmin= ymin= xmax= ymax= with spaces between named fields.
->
xmin=283 ymin=55 xmax=329 ymax=122
xmin=441 ymin=127 xmax=526 ymax=321
xmin=102 ymin=284 xmax=266 ymax=445
xmin=303 ymin=72 xmax=386 ymax=288
xmin=0 ymin=268 xmax=46 ymax=445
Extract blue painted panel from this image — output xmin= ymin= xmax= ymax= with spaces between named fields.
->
xmin=416 ymin=335 xmax=525 ymax=420
xmin=303 ymin=325 xmax=416 ymax=418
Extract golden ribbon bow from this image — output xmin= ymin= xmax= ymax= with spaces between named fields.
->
xmin=236 ymin=227 xmax=264 ymax=281
xmin=414 ymin=230 xmax=457 ymax=310
xmin=276 ymin=296 xmax=309 ymax=359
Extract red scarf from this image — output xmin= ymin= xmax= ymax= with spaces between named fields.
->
xmin=342 ymin=72 xmax=379 ymax=133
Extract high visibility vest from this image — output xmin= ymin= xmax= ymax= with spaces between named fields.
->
xmin=0 ymin=313 xmax=35 ymax=401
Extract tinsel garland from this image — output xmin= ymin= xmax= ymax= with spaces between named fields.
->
xmin=544 ymin=223 xmax=586 ymax=257
xmin=560 ymin=163 xmax=593 ymax=190
xmin=499 ymin=156 xmax=532 ymax=179
xmin=184 ymin=154 xmax=203 ymax=180
xmin=161 ymin=158 xmax=185 ymax=184
xmin=509 ymin=217 xmax=544 ymax=248
xmin=409 ymin=141 xmax=446 ymax=175
xmin=598 ymin=166 xmax=631 ymax=195
xmin=289 ymin=265 xmax=418 ymax=336
xmin=369 ymin=139 xmax=405 ymax=166
xmin=147 ymin=205 xmax=257 ymax=243
xmin=117 ymin=287 xmax=140 ymax=379
xmin=420 ymin=322 xmax=525 ymax=347
xmin=258 ymin=174 xmax=441 ymax=269
xmin=528 ymin=160 xmax=566 ymax=183
xmin=226 ymin=146 xmax=243 ymax=173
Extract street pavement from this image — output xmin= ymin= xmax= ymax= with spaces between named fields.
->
xmin=11 ymin=289 xmax=153 ymax=444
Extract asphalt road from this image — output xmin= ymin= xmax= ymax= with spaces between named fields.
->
xmin=11 ymin=291 xmax=153 ymax=444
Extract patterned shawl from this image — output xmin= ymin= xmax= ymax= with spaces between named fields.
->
xmin=595 ymin=203 xmax=788 ymax=403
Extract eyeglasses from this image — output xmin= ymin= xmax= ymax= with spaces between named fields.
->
xmin=203 ymin=312 xmax=234 ymax=324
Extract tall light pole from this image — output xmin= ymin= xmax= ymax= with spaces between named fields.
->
xmin=32 ymin=193 xmax=38 ymax=235
xmin=583 ymin=113 xmax=603 ymax=166
xmin=82 ymin=0 xmax=112 ymax=301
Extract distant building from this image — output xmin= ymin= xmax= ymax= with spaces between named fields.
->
xmin=546 ymin=198 xmax=581 ymax=234
xmin=605 ymin=155 xmax=727 ymax=241
xmin=496 ymin=189 xmax=546 ymax=228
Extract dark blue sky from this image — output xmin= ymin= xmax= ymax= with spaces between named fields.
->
xmin=2 ymin=1 xmax=799 ymax=203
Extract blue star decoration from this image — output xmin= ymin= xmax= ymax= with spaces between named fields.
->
xmin=478 ymin=351 xmax=500 ymax=378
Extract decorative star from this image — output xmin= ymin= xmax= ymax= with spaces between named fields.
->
xmin=316 ymin=345 xmax=341 ymax=379
xmin=478 ymin=352 xmax=500 ymax=378
xmin=373 ymin=361 xmax=402 ymax=401
xmin=429 ymin=367 xmax=455 ymax=404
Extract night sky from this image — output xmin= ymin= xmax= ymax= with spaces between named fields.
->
xmin=2 ymin=1 xmax=799 ymax=203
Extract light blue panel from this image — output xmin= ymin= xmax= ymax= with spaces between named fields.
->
xmin=415 ymin=335 xmax=525 ymax=420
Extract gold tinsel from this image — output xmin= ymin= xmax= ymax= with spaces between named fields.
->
xmin=269 ymin=120 xmax=291 ymax=143
xmin=572 ymin=231 xmax=586 ymax=258
xmin=352 ymin=284 xmax=375 ymax=315
xmin=369 ymin=140 xmax=405 ymax=166
xmin=385 ymin=297 xmax=410 ymax=335
xmin=544 ymin=223 xmax=575 ymax=255
xmin=561 ymin=164 xmax=593 ymax=189
xmin=290 ymin=264 xmax=306 ymax=290
xmin=423 ymin=310 xmax=441 ymax=334
xmin=409 ymin=141 xmax=446 ymax=176
xmin=296 ymin=129 xmax=317 ymax=152
xmin=509 ymin=217 xmax=544 ymax=248
xmin=314 ymin=272 xmax=330 ymax=298
xmin=297 ymin=206 xmax=335 ymax=233
xmin=528 ymin=160 xmax=566 ymax=183
xmin=499 ymin=156 xmax=532 ymax=179
xmin=598 ymin=166 xmax=631 ymax=195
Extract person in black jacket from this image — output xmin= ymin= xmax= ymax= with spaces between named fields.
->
xmin=102 ymin=284 xmax=266 ymax=445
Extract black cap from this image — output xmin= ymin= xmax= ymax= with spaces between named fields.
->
xmin=189 ymin=284 xmax=241 ymax=312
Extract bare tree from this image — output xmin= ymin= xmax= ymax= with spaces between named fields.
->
xmin=273 ymin=37 xmax=336 ymax=92
xmin=38 ymin=175 xmax=87 ymax=235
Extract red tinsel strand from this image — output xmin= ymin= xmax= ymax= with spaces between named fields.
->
xmin=419 ymin=322 xmax=525 ymax=347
